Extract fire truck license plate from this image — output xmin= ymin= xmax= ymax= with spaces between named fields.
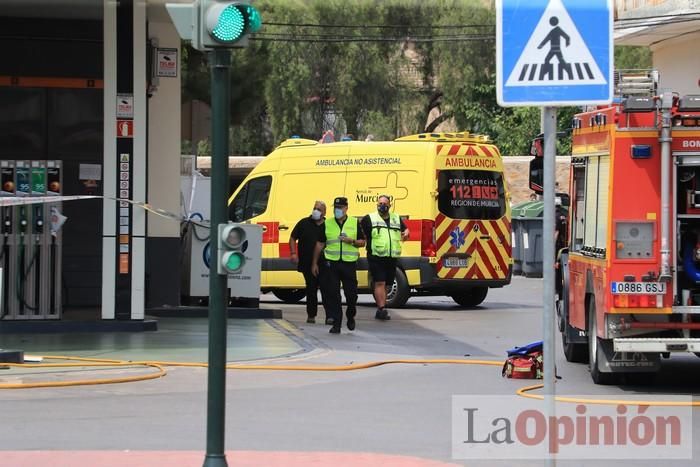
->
xmin=611 ymin=282 xmax=666 ymax=294
xmin=443 ymin=257 xmax=468 ymax=268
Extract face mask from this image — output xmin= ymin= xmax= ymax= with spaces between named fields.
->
xmin=311 ymin=209 xmax=322 ymax=220
xmin=378 ymin=204 xmax=389 ymax=214
xmin=334 ymin=208 xmax=344 ymax=219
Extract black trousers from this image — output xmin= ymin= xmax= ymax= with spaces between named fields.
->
xmin=327 ymin=260 xmax=358 ymax=325
xmin=302 ymin=263 xmax=331 ymax=319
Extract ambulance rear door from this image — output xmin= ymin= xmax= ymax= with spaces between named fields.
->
xmin=433 ymin=144 xmax=511 ymax=282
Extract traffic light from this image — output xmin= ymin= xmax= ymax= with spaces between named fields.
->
xmin=216 ymin=223 xmax=263 ymax=296
xmin=166 ymin=0 xmax=262 ymax=51
xmin=218 ymin=224 xmax=246 ymax=275
xmin=203 ymin=1 xmax=262 ymax=47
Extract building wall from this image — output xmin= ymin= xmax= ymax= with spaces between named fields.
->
xmin=503 ymin=156 xmax=571 ymax=205
xmin=145 ymin=20 xmax=181 ymax=307
xmin=652 ymin=32 xmax=700 ymax=96
xmin=147 ymin=21 xmax=180 ymax=238
xmin=615 ymin=0 xmax=699 ymax=18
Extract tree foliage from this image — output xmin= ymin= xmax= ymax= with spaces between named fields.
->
xmin=615 ymin=46 xmax=652 ymax=70
xmin=180 ymin=1 xmax=651 ymax=156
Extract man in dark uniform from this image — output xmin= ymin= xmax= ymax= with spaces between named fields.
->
xmin=312 ymin=197 xmax=366 ymax=334
xmin=289 ymin=200 xmax=331 ymax=324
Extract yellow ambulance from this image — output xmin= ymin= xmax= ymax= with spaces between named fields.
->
xmin=227 ymin=132 xmax=512 ymax=307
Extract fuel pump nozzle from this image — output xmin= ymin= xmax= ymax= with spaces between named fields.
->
xmin=34 ymin=206 xmax=43 ymax=235
xmin=18 ymin=206 xmax=27 ymax=235
xmin=1 ymin=207 xmax=11 ymax=237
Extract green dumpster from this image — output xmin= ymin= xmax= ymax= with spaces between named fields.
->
xmin=510 ymin=201 xmax=539 ymax=276
xmin=518 ymin=201 xmax=544 ymax=277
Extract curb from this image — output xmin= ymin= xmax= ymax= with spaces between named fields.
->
xmin=0 ymin=320 xmax=158 ymax=334
xmin=146 ymin=306 xmax=283 ymax=319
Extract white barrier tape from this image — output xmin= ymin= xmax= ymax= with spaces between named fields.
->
xmin=0 ymin=195 xmax=98 ymax=207
xmin=0 ymin=195 xmax=210 ymax=228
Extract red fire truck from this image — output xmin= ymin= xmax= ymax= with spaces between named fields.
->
xmin=532 ymin=72 xmax=700 ymax=384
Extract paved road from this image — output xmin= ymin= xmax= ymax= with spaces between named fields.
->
xmin=1 ymin=277 xmax=697 ymax=466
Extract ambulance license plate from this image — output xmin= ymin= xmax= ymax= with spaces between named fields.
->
xmin=611 ymin=282 xmax=666 ymax=294
xmin=443 ymin=257 xmax=468 ymax=268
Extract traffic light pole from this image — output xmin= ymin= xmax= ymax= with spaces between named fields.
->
xmin=542 ymin=106 xmax=557 ymax=467
xmin=203 ymin=48 xmax=231 ymax=467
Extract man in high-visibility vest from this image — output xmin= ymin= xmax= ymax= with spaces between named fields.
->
xmin=360 ymin=194 xmax=409 ymax=321
xmin=312 ymin=196 xmax=366 ymax=334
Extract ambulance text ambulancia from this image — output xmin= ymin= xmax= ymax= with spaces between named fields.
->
xmin=228 ymin=132 xmax=513 ymax=308
xmin=538 ymin=71 xmax=700 ymax=384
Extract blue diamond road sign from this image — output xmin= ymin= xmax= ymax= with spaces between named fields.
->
xmin=497 ymin=0 xmax=613 ymax=107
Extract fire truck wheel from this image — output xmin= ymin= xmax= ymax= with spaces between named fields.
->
xmin=385 ymin=268 xmax=410 ymax=308
xmin=450 ymin=287 xmax=488 ymax=308
xmin=272 ymin=289 xmax=306 ymax=304
xmin=587 ymin=301 xmax=616 ymax=385
xmin=561 ymin=325 xmax=588 ymax=363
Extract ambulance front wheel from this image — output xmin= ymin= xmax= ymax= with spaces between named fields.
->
xmin=450 ymin=287 xmax=488 ymax=307
xmin=384 ymin=268 xmax=410 ymax=308
xmin=272 ymin=289 xmax=306 ymax=304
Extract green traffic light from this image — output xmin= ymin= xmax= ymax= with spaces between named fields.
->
xmin=211 ymin=4 xmax=246 ymax=42
xmin=223 ymin=251 xmax=245 ymax=273
xmin=244 ymin=5 xmax=262 ymax=33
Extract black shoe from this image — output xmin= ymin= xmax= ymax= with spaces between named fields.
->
xmin=375 ymin=308 xmax=391 ymax=321
xmin=329 ymin=325 xmax=341 ymax=334
xmin=325 ymin=317 xmax=335 ymax=326
xmin=306 ymin=317 xmax=316 ymax=324
xmin=347 ymin=317 xmax=356 ymax=331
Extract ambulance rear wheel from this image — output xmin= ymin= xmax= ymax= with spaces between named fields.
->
xmin=272 ymin=289 xmax=306 ymax=304
xmin=451 ymin=287 xmax=488 ymax=307
xmin=385 ymin=268 xmax=410 ymax=308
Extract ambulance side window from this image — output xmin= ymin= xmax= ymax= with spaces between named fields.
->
xmin=229 ymin=176 xmax=271 ymax=222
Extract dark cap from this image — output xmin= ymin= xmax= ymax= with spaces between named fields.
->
xmin=333 ymin=196 xmax=348 ymax=207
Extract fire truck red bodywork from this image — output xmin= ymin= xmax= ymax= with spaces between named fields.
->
xmin=560 ymin=93 xmax=700 ymax=383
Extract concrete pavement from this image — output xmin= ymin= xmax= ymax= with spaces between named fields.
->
xmin=0 ymin=277 xmax=698 ymax=467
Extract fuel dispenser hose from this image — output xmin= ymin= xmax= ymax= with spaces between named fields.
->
xmin=3 ymin=355 xmax=699 ymax=406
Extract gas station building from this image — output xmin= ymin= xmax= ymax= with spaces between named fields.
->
xmin=0 ymin=0 xmax=185 ymax=321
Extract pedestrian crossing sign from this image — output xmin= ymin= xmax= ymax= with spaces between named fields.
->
xmin=496 ymin=0 xmax=613 ymax=107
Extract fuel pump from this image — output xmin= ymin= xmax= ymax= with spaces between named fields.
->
xmin=0 ymin=160 xmax=15 ymax=319
xmin=45 ymin=160 xmax=62 ymax=318
xmin=1 ymin=160 xmax=63 ymax=320
xmin=29 ymin=161 xmax=46 ymax=315
xmin=12 ymin=161 xmax=32 ymax=318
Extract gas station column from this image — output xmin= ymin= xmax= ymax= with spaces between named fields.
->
xmin=102 ymin=0 xmax=147 ymax=320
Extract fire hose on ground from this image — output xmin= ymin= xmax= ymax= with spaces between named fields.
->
xmin=2 ymin=355 xmax=699 ymax=407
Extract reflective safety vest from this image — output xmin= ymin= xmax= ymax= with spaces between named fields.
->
xmin=369 ymin=212 xmax=402 ymax=258
xmin=324 ymin=216 xmax=360 ymax=262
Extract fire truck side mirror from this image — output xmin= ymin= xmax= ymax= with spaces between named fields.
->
xmin=529 ymin=156 xmax=543 ymax=194
xmin=529 ymin=134 xmax=544 ymax=157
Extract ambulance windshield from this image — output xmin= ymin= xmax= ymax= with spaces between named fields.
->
xmin=437 ymin=170 xmax=505 ymax=219
xmin=229 ymin=175 xmax=272 ymax=222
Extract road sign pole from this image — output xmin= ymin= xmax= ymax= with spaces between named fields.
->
xmin=542 ymin=106 xmax=557 ymax=467
xmin=203 ymin=48 xmax=231 ymax=467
